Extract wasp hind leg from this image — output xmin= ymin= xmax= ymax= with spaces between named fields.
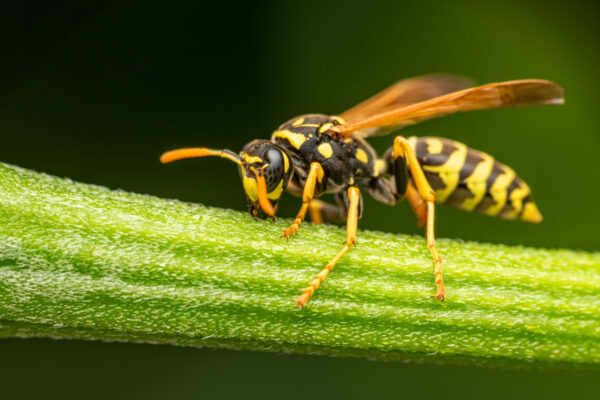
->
xmin=406 ymin=182 xmax=427 ymax=228
xmin=282 ymin=162 xmax=324 ymax=238
xmin=393 ymin=136 xmax=445 ymax=301
xmin=296 ymin=186 xmax=360 ymax=307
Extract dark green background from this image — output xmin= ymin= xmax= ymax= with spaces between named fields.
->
xmin=0 ymin=1 xmax=598 ymax=398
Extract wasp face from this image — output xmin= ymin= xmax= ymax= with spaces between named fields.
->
xmin=239 ymin=140 xmax=293 ymax=217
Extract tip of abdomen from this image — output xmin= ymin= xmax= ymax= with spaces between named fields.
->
xmin=521 ymin=201 xmax=543 ymax=223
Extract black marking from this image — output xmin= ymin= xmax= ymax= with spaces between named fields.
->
xmin=393 ymin=155 xmax=409 ymax=196
xmin=459 ymin=150 xmax=485 ymax=181
xmin=445 ymin=184 xmax=475 ymax=208
xmin=504 ymin=177 xmax=521 ymax=201
xmin=415 ymin=137 xmax=459 ymax=167
xmin=475 ymin=193 xmax=496 ymax=214
xmin=288 ymin=125 xmax=318 ymax=136
xmin=498 ymin=203 xmax=516 ymax=219
xmin=485 ymin=161 xmax=506 ymax=191
xmin=422 ymin=170 xmax=446 ymax=191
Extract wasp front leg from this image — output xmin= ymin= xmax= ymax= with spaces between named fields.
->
xmin=281 ymin=162 xmax=324 ymax=238
xmin=393 ymin=136 xmax=445 ymax=301
xmin=296 ymin=186 xmax=360 ymax=307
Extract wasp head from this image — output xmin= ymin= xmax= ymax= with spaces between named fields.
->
xmin=239 ymin=140 xmax=293 ymax=218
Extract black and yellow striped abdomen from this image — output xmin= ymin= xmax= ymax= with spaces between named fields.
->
xmin=408 ymin=136 xmax=542 ymax=222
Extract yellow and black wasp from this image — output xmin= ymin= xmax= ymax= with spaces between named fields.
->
xmin=161 ymin=75 xmax=564 ymax=307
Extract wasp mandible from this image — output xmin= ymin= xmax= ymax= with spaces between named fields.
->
xmin=161 ymin=75 xmax=564 ymax=307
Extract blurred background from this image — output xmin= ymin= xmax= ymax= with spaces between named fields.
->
xmin=0 ymin=1 xmax=598 ymax=398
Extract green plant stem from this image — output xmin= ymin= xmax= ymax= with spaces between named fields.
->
xmin=0 ymin=163 xmax=598 ymax=369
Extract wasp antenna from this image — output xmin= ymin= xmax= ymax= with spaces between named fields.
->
xmin=160 ymin=148 xmax=242 ymax=166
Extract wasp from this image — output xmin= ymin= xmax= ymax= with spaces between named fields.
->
xmin=161 ymin=75 xmax=564 ymax=307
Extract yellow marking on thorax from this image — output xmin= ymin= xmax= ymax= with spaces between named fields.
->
xmin=267 ymin=180 xmax=285 ymax=200
xmin=331 ymin=115 xmax=346 ymax=124
xmin=318 ymin=142 xmax=333 ymax=158
xmin=426 ymin=138 xmax=444 ymax=154
xmin=319 ymin=123 xmax=333 ymax=133
xmin=460 ymin=151 xmax=495 ymax=211
xmin=292 ymin=117 xmax=305 ymax=126
xmin=282 ymin=151 xmax=290 ymax=172
xmin=243 ymin=153 xmax=263 ymax=164
xmin=355 ymin=148 xmax=369 ymax=164
xmin=422 ymin=141 xmax=468 ymax=202
xmin=273 ymin=130 xmax=307 ymax=149
xmin=373 ymin=159 xmax=387 ymax=177
xmin=485 ymin=166 xmax=516 ymax=216
xmin=242 ymin=176 xmax=258 ymax=202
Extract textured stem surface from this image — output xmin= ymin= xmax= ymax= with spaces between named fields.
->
xmin=0 ymin=163 xmax=598 ymax=369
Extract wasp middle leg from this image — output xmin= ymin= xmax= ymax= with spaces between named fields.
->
xmin=393 ymin=136 xmax=445 ymax=301
xmin=296 ymin=186 xmax=360 ymax=307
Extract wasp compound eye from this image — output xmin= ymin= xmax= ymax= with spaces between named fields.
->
xmin=264 ymin=148 xmax=284 ymax=191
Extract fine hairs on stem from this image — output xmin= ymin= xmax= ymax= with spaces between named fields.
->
xmin=0 ymin=163 xmax=598 ymax=370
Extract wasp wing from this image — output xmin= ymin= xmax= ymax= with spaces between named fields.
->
xmin=339 ymin=74 xmax=474 ymax=137
xmin=333 ymin=79 xmax=564 ymax=138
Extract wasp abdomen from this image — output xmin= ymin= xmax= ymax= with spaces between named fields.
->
xmin=408 ymin=136 xmax=542 ymax=222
